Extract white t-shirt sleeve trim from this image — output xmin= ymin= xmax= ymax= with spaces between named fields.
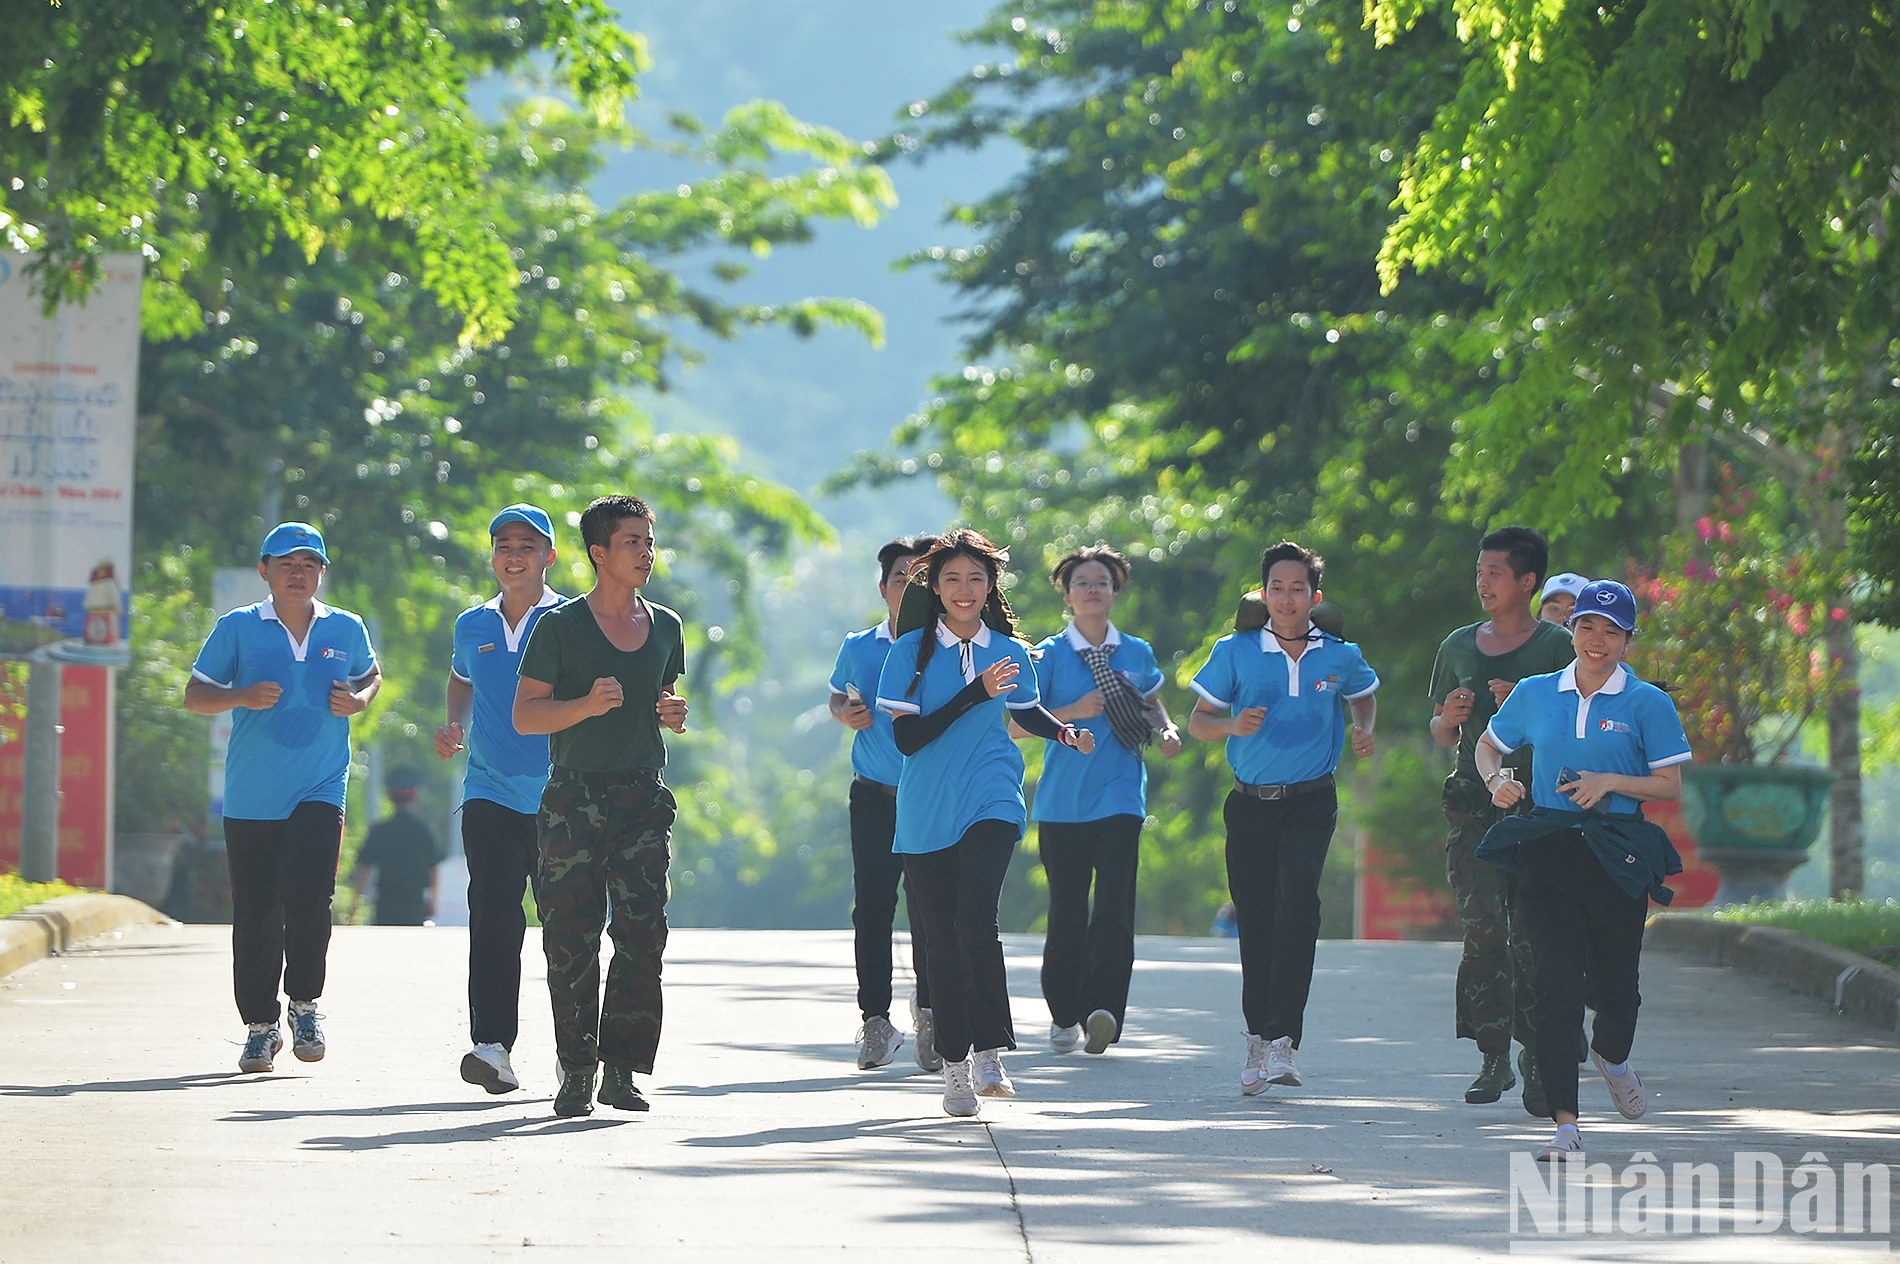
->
xmin=1005 ymin=693 xmax=1043 ymax=710
xmin=877 ymin=696 xmax=920 ymax=715
xmin=1344 ymin=673 xmax=1380 ymax=701
xmin=449 ymin=667 xmax=473 ymax=684
xmin=1648 ymin=751 xmax=1692 ymax=770
xmin=1482 ymin=722 xmax=1518 ymax=755
xmin=190 ymin=667 xmax=233 ymax=688
xmin=1189 ymin=680 xmax=1229 ymax=709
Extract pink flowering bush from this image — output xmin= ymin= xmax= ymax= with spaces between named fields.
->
xmin=1627 ymin=478 xmax=1841 ymax=764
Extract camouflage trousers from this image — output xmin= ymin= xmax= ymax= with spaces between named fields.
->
xmin=537 ymin=766 xmax=676 ymax=1076
xmin=1444 ymin=779 xmax=1537 ymax=1055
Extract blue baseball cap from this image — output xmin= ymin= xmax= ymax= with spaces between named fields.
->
xmin=488 ymin=503 xmax=555 ymax=545
xmin=259 ymin=521 xmax=328 ymax=563
xmin=1569 ymin=579 xmax=1637 ymax=632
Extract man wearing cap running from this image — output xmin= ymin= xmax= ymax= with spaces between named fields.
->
xmin=351 ymin=767 xmax=445 ymax=925
xmin=186 ymin=522 xmax=381 ymax=1074
xmin=437 ymin=504 xmax=563 ymax=1095
xmin=1428 ymin=526 xmax=1573 ymax=1112
xmin=1538 ymin=573 xmax=1588 ymax=626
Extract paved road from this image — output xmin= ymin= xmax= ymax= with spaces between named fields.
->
xmin=2 ymin=925 xmax=1896 ymax=1261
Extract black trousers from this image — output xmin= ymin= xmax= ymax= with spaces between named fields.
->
xmin=1519 ymin=829 xmax=1646 ymax=1119
xmin=903 ymin=820 xmax=1020 ymax=1062
xmin=463 ymin=797 xmax=537 ymax=1049
xmin=1223 ymin=786 xmax=1336 ymax=1047
xmin=223 ymin=802 xmax=344 ymax=1026
xmin=848 ymin=779 xmax=930 ymax=1020
xmin=1039 ymin=814 xmax=1141 ymax=1035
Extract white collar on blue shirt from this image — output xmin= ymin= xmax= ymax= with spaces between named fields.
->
xmin=1063 ymin=621 xmax=1121 ymax=653
xmin=875 ymin=618 xmax=894 ymax=643
xmin=1257 ymin=622 xmax=1317 ymax=696
xmin=483 ymin=586 xmax=562 ymax=650
xmin=936 ymin=618 xmax=992 ymax=683
xmin=1557 ymin=661 xmax=1629 ymax=738
xmin=259 ymin=597 xmax=331 ymax=661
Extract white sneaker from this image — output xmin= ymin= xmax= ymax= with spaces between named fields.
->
xmin=1240 ymin=1033 xmax=1269 ymax=1096
xmin=973 ymin=1047 xmax=1016 ymax=1098
xmin=1266 ymin=1035 xmax=1301 ymax=1086
xmin=1049 ymin=1022 xmax=1082 ymax=1054
xmin=942 ymin=1057 xmax=980 ymax=1117
xmin=1590 ymin=1050 xmax=1648 ymax=1119
xmin=1537 ymin=1123 xmax=1585 ymax=1162
xmin=857 ymin=1015 xmax=903 ymax=1070
xmin=911 ymin=996 xmax=942 ymax=1071
xmin=287 ymin=1001 xmax=325 ymax=1063
xmin=460 ymin=1042 xmax=520 ymax=1095
xmin=1083 ymin=1009 xmax=1118 ymax=1055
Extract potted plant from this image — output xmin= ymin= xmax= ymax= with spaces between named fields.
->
xmin=1628 ymin=478 xmax=1840 ymax=904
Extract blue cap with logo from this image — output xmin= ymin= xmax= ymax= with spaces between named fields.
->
xmin=1568 ymin=579 xmax=1637 ymax=632
xmin=488 ymin=503 xmax=555 ymax=545
xmin=260 ymin=521 xmax=329 ymax=564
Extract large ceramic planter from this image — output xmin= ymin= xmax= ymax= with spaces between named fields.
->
xmin=1679 ymin=763 xmax=1834 ymax=906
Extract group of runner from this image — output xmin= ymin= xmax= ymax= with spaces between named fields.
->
xmin=187 ymin=499 xmax=1689 ymax=1159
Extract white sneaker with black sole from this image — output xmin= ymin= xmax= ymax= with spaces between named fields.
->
xmin=1083 ymin=1009 xmax=1117 ymax=1055
xmin=1537 ymin=1122 xmax=1585 ymax=1162
xmin=1265 ymin=1035 xmax=1301 ymax=1086
xmin=973 ymin=1047 xmax=1015 ymax=1098
xmin=1590 ymin=1050 xmax=1647 ymax=1119
xmin=942 ymin=1057 xmax=980 ymax=1118
xmin=1240 ymin=1033 xmax=1269 ymax=1096
xmin=857 ymin=1015 xmax=903 ymax=1070
xmin=1049 ymin=1022 xmax=1081 ymax=1054
xmin=911 ymin=995 xmax=942 ymax=1071
xmin=461 ymin=1042 xmax=520 ymax=1094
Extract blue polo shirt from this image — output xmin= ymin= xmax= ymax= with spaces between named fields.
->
xmin=192 ymin=599 xmax=378 ymax=821
xmin=1485 ymin=663 xmax=1691 ymax=815
xmin=876 ymin=622 xmax=1041 ymax=855
xmin=1031 ymin=622 xmax=1165 ymax=823
xmin=450 ymin=587 xmax=562 ymax=816
xmin=829 ymin=621 xmax=903 ymax=788
xmin=1190 ymin=625 xmax=1379 ymax=786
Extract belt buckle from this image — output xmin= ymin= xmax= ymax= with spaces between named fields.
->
xmin=1261 ymin=783 xmax=1288 ymax=801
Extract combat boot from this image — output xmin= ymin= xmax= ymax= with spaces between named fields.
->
xmin=598 ymin=1064 xmax=650 ymax=1112
xmin=1464 ymin=1049 xmax=1516 ymax=1104
xmin=553 ymin=1064 xmax=596 ymax=1118
xmin=1518 ymin=1045 xmax=1549 ymax=1118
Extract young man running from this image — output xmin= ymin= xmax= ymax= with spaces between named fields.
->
xmin=1428 ymin=526 xmax=1574 ymax=1112
xmin=1189 ymin=541 xmax=1377 ymax=1096
xmin=829 ymin=535 xmax=938 ymax=1072
xmin=436 ymin=503 xmax=563 ymax=1095
xmin=185 ymin=522 xmax=380 ymax=1073
xmin=515 ymin=495 xmax=687 ymax=1117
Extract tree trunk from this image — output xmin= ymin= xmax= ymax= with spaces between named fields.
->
xmin=1673 ymin=439 xmax=1708 ymax=536
xmin=1825 ymin=612 xmax=1864 ymax=898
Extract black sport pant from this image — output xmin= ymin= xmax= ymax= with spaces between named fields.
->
xmin=1223 ymin=786 xmax=1336 ymax=1048
xmin=463 ymin=797 xmax=537 ymax=1050
xmin=1519 ymin=829 xmax=1646 ymax=1119
xmin=848 ymin=778 xmax=930 ymax=1020
xmin=903 ymin=820 xmax=1019 ymax=1062
xmin=1039 ymin=814 xmax=1141 ymax=1036
xmin=223 ymin=802 xmax=345 ymax=1026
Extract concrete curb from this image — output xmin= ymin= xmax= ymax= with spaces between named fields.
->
xmin=0 ymin=894 xmax=173 ymax=982
xmin=1647 ymin=911 xmax=1900 ymax=1036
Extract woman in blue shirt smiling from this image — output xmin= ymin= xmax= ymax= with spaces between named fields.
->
xmin=1476 ymin=579 xmax=1692 ymax=1162
xmin=876 ymin=529 xmax=1095 ymax=1118
xmin=1017 ymin=546 xmax=1181 ymax=1058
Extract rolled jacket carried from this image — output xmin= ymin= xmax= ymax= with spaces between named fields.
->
xmin=1475 ymin=805 xmax=1684 ymax=906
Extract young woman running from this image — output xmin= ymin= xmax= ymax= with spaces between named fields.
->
xmin=1474 ymin=580 xmax=1691 ymax=1160
xmin=1016 ymin=547 xmax=1180 ymax=1056
xmin=875 ymin=529 xmax=1096 ymax=1118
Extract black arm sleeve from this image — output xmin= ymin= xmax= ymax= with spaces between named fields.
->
xmin=1011 ymin=704 xmax=1069 ymax=742
xmin=892 ymin=679 xmax=994 ymax=756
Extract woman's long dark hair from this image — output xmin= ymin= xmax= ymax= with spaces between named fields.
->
xmin=904 ymin=528 xmax=1018 ymax=697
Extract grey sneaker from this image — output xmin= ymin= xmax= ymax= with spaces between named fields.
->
xmin=1265 ymin=1035 xmax=1301 ymax=1086
xmin=973 ymin=1047 xmax=1015 ymax=1098
xmin=1049 ymin=1022 xmax=1082 ymax=1054
xmin=1240 ymin=1033 xmax=1269 ymax=1096
xmin=1083 ymin=1009 xmax=1118 ymax=1055
xmin=911 ymin=996 xmax=942 ymax=1071
xmin=238 ymin=1023 xmax=282 ymax=1074
xmin=857 ymin=1015 xmax=903 ymax=1070
xmin=941 ymin=1057 xmax=979 ymax=1117
xmin=287 ymin=1001 xmax=325 ymax=1063
xmin=1590 ymin=1050 xmax=1648 ymax=1119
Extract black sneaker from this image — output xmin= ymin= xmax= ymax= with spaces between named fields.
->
xmin=1518 ymin=1045 xmax=1550 ymax=1119
xmin=598 ymin=1064 xmax=650 ymax=1112
xmin=553 ymin=1065 xmax=596 ymax=1118
xmin=1463 ymin=1049 xmax=1516 ymax=1104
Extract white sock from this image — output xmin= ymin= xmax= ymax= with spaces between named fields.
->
xmin=1555 ymin=1122 xmax=1581 ymax=1139
xmin=1604 ymin=1058 xmax=1630 ymax=1075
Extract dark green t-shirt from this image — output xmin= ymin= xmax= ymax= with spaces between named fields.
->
xmin=519 ymin=594 xmax=685 ymax=774
xmin=1428 ymin=619 xmax=1574 ymax=782
xmin=357 ymin=808 xmax=445 ymax=927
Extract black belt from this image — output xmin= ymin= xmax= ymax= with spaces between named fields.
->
xmin=853 ymin=774 xmax=898 ymax=798
xmin=1233 ymin=773 xmax=1334 ymax=801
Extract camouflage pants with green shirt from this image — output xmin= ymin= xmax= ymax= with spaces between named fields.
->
xmin=1443 ymin=777 xmax=1537 ymax=1055
xmin=537 ymin=766 xmax=676 ymax=1076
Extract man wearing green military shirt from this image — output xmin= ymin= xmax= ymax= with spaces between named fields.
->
xmin=1429 ymin=526 xmax=1573 ymax=1114
xmin=515 ymin=495 xmax=688 ymax=1118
